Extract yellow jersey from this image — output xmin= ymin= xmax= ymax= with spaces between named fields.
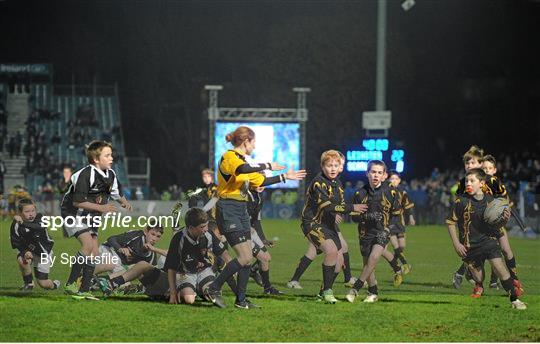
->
xmin=217 ymin=149 xmax=265 ymax=201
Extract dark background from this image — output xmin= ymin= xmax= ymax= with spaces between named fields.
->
xmin=1 ymin=0 xmax=539 ymax=189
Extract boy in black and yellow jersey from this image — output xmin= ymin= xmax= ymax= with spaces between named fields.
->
xmin=204 ymin=126 xmax=306 ymax=309
xmin=346 ymin=160 xmax=401 ymax=303
xmin=387 ymin=171 xmax=415 ymax=274
xmin=481 ymin=155 xmax=523 ymax=293
xmin=288 ymin=151 xmax=357 ymax=290
xmin=445 ymin=168 xmax=526 ymax=310
xmin=301 ymin=150 xmax=367 ymax=303
xmin=452 ymin=147 xmax=523 ymax=295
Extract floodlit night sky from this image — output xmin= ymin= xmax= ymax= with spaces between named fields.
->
xmin=1 ymin=0 xmax=539 ymax=187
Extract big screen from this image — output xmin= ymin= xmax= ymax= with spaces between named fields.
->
xmin=214 ymin=122 xmax=301 ymax=188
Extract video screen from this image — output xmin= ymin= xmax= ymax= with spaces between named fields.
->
xmin=214 ymin=122 xmax=300 ymax=188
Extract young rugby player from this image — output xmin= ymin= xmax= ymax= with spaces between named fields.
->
xmin=481 ymin=154 xmax=523 ymax=293
xmin=452 ymin=146 xmax=523 ymax=295
xmin=10 ymin=198 xmax=60 ymax=291
xmin=387 ymin=171 xmax=415 ymax=274
xmin=300 ymin=150 xmax=367 ymax=303
xmin=247 ymin=186 xmax=283 ymax=295
xmin=446 ymin=168 xmax=526 ymax=309
xmin=287 ymin=152 xmax=357 ymax=289
xmin=204 ymin=126 xmax=306 ymax=309
xmin=100 ymin=225 xmax=167 ymax=294
xmin=61 ymin=140 xmax=132 ymax=300
xmin=346 ymin=160 xmax=400 ymax=303
xmin=165 ymin=208 xmax=227 ymax=305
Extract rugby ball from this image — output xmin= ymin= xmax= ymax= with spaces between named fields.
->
xmin=484 ymin=198 xmax=510 ymax=227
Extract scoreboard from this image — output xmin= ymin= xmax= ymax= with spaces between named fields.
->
xmin=345 ymin=138 xmax=405 ymax=173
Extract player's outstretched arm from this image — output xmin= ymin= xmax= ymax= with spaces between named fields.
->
xmin=167 ymin=268 xmax=178 ymax=304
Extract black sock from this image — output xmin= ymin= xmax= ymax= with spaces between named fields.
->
xmin=395 ymin=247 xmax=407 ymax=264
xmin=291 ymin=255 xmax=313 ymax=282
xmin=79 ymin=262 xmax=96 ymax=292
xmin=352 ymin=278 xmax=365 ymax=291
xmin=226 ymin=276 xmax=237 ymax=294
xmin=260 ymin=269 xmax=271 ymax=290
xmin=23 ymin=274 xmax=33 ymax=284
xmin=500 ymin=277 xmax=517 ymax=302
xmin=235 ymin=265 xmax=251 ymax=302
xmin=110 ymin=275 xmax=126 ymax=289
xmin=456 ymin=263 xmax=466 ymax=275
xmin=342 ymin=253 xmax=352 ymax=282
xmin=211 ymin=258 xmax=242 ymax=291
xmin=322 ymin=264 xmax=335 ymax=291
xmin=251 ymin=261 xmax=260 ymax=273
xmin=66 ymin=251 xmax=84 ymax=285
xmin=332 ymin=270 xmax=339 ymax=285
xmin=489 ymin=268 xmax=498 ymax=284
xmin=389 ymin=255 xmax=401 ymax=273
xmin=368 ymin=284 xmax=378 ymax=295
xmin=505 ymin=257 xmax=518 ymax=280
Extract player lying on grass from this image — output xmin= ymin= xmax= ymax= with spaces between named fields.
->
xmin=446 ymin=168 xmax=526 ymax=310
xmin=287 ymin=151 xmax=357 ymax=290
xmin=99 ymin=225 xmax=167 ymax=295
xmin=166 ymin=208 xmax=227 ymax=305
xmin=61 ymin=140 xmax=132 ymax=300
xmin=10 ymin=198 xmax=60 ymax=291
xmin=346 ymin=160 xmax=401 ymax=303
xmin=300 ymin=150 xmax=367 ymax=303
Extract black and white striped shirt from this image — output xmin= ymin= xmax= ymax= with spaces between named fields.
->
xmin=60 ymin=164 xmax=123 ymax=217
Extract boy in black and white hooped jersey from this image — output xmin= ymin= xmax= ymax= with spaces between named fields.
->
xmin=165 ymin=208 xmax=227 ymax=306
xmin=10 ymin=198 xmax=60 ymax=291
xmin=61 ymin=140 xmax=132 ymax=300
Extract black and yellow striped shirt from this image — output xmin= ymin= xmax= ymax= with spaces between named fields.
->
xmin=217 ymin=150 xmax=265 ymax=201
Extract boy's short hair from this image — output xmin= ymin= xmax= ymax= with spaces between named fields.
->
xmin=462 ymin=145 xmax=484 ymax=164
xmin=17 ymin=198 xmax=35 ymax=212
xmin=388 ymin=170 xmax=400 ymax=178
xmin=481 ymin=154 xmax=496 ymax=165
xmin=86 ymin=140 xmax=113 ymax=165
xmin=465 ymin=168 xmax=487 ymax=182
xmin=185 ymin=208 xmax=208 ymax=228
xmin=201 ymin=168 xmax=214 ymax=176
xmin=367 ymin=160 xmax=387 ymax=172
xmin=320 ymin=150 xmax=342 ymax=167
xmin=145 ymin=224 xmax=164 ymax=234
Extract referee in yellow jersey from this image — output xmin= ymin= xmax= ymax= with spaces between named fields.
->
xmin=204 ymin=126 xmax=306 ymax=309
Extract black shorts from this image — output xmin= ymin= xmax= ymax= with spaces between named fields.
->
xmin=252 ymin=243 xmax=268 ymax=257
xmin=301 ymin=222 xmax=342 ymax=251
xmin=224 ymin=230 xmax=251 ymax=247
xmin=389 ymin=223 xmax=406 ymax=237
xmin=463 ymin=238 xmax=502 ymax=268
xmin=489 ymin=227 xmax=507 ymax=240
xmin=359 ymin=230 xmax=390 ymax=257
xmin=216 ymin=199 xmax=251 ymax=234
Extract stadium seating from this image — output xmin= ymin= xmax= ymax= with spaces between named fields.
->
xmin=24 ymin=83 xmax=128 ymax=193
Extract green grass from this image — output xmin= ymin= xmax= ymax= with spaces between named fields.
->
xmin=1 ymin=218 xmax=539 ymax=342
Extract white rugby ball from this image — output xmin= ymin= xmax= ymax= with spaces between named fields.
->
xmin=484 ymin=198 xmax=510 ymax=226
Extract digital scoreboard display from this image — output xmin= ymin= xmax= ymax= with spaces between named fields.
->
xmin=345 ymin=139 xmax=405 ymax=173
